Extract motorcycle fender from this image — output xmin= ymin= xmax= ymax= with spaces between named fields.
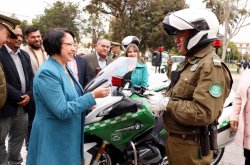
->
xmin=217 ymin=106 xmax=235 ymax=148
xmin=84 ymin=142 xmax=97 ymax=165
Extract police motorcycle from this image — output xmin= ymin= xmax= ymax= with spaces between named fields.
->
xmin=84 ymin=57 xmax=167 ymax=165
xmin=83 ymin=57 xmax=235 ymax=165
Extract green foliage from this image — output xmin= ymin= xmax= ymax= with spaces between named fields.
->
xmin=18 ymin=20 xmax=29 ymax=31
xmin=204 ymin=0 xmax=250 ymax=37
xmin=32 ymin=1 xmax=81 ymax=40
xmin=217 ymin=42 xmax=241 ymax=61
xmin=85 ymin=0 xmax=186 ymax=51
xmin=227 ymin=42 xmax=241 ymax=61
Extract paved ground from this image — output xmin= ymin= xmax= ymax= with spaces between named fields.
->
xmin=21 ymin=143 xmax=27 ymax=164
xmin=218 ymin=142 xmax=245 ymax=165
xmin=9 ymin=70 xmax=248 ymax=165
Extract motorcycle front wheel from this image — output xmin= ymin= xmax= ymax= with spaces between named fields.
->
xmin=211 ymin=147 xmax=225 ymax=165
xmin=159 ymin=156 xmax=168 ymax=165
xmin=90 ymin=150 xmax=113 ymax=165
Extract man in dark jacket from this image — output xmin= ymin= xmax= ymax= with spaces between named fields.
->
xmin=0 ymin=27 xmax=33 ymax=165
xmin=0 ymin=14 xmax=19 ymax=109
xmin=82 ymin=38 xmax=113 ymax=81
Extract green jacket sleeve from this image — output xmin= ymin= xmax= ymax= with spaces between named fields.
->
xmin=0 ymin=64 xmax=6 ymax=109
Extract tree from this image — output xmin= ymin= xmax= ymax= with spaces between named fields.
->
xmin=84 ymin=0 xmax=186 ymax=51
xmin=81 ymin=13 xmax=107 ymax=49
xmin=32 ymin=1 xmax=81 ymax=40
xmin=217 ymin=42 xmax=241 ymax=61
xmin=205 ymin=0 xmax=250 ymax=62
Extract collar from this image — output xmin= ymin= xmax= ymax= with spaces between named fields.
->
xmin=136 ymin=61 xmax=145 ymax=67
xmin=96 ymin=53 xmax=107 ymax=61
xmin=49 ymin=56 xmax=65 ymax=73
xmin=187 ymin=44 xmax=214 ymax=64
xmin=4 ymin=44 xmax=21 ymax=55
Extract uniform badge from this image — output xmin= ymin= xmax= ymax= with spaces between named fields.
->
xmin=209 ymin=83 xmax=222 ymax=97
xmin=190 ymin=64 xmax=198 ymax=72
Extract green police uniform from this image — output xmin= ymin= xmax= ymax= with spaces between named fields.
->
xmin=163 ymin=45 xmax=232 ymax=164
xmin=0 ymin=64 xmax=6 ymax=109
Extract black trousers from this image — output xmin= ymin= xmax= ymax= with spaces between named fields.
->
xmin=244 ymin=149 xmax=250 ymax=165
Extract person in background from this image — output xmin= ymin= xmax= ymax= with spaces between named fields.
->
xmin=124 ymin=43 xmax=148 ymax=88
xmin=22 ymin=25 xmax=48 ymax=149
xmin=26 ymin=28 xmax=110 ymax=165
xmin=23 ymin=25 xmax=47 ymax=75
xmin=0 ymin=14 xmax=19 ymax=109
xmin=0 ymin=14 xmax=18 ymax=47
xmin=243 ymin=60 xmax=249 ymax=70
xmin=0 ymin=61 xmax=6 ymax=109
xmin=82 ymin=38 xmax=112 ymax=81
xmin=230 ymin=69 xmax=250 ymax=165
xmin=166 ymin=58 xmax=173 ymax=78
xmin=148 ymin=8 xmax=232 ymax=164
xmin=109 ymin=41 xmax=121 ymax=60
xmin=0 ymin=27 xmax=33 ymax=165
xmin=121 ymin=35 xmax=140 ymax=51
xmin=67 ymin=37 xmax=91 ymax=88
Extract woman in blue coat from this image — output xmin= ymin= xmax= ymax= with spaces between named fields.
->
xmin=124 ymin=43 xmax=148 ymax=88
xmin=26 ymin=28 xmax=110 ymax=165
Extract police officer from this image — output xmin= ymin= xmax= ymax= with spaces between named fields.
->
xmin=148 ymin=8 xmax=232 ymax=164
xmin=109 ymin=41 xmax=121 ymax=60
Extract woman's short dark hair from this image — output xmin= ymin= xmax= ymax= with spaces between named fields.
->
xmin=43 ymin=28 xmax=75 ymax=56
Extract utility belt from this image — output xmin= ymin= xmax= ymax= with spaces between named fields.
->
xmin=168 ymin=122 xmax=218 ymax=159
xmin=169 ymin=132 xmax=199 ymax=142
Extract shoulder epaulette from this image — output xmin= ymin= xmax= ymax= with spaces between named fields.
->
xmin=213 ymin=55 xmax=221 ymax=67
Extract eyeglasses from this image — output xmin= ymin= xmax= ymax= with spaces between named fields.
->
xmin=98 ymin=44 xmax=111 ymax=49
xmin=62 ymin=42 xmax=77 ymax=48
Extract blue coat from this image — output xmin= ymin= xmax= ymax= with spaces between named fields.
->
xmin=26 ymin=57 xmax=96 ymax=165
xmin=131 ymin=61 xmax=149 ymax=88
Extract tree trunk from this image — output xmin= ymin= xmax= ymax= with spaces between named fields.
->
xmin=221 ymin=0 xmax=230 ymax=62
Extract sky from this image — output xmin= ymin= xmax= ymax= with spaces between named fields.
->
xmin=0 ymin=0 xmax=250 ymax=42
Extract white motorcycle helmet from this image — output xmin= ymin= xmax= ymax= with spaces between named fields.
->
xmin=162 ymin=8 xmax=219 ymax=55
xmin=121 ymin=36 xmax=140 ymax=50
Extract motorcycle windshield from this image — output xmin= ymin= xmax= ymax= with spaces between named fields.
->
xmin=84 ymin=57 xmax=137 ymax=93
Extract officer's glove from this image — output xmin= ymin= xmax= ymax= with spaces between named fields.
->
xmin=148 ymin=93 xmax=169 ymax=117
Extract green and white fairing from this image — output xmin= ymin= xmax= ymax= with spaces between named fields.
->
xmin=84 ymin=57 xmax=155 ymax=150
xmin=85 ymin=95 xmax=155 ymax=150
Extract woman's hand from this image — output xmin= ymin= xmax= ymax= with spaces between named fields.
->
xmin=230 ymin=120 xmax=238 ymax=132
xmin=91 ymin=85 xmax=110 ymax=98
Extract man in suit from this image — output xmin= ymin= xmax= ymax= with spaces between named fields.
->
xmin=83 ymin=38 xmax=112 ymax=80
xmin=0 ymin=14 xmax=19 ymax=109
xmin=67 ymin=36 xmax=90 ymax=88
xmin=67 ymin=54 xmax=91 ymax=88
xmin=0 ymin=27 xmax=33 ymax=165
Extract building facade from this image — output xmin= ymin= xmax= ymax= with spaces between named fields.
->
xmin=234 ymin=42 xmax=250 ymax=60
